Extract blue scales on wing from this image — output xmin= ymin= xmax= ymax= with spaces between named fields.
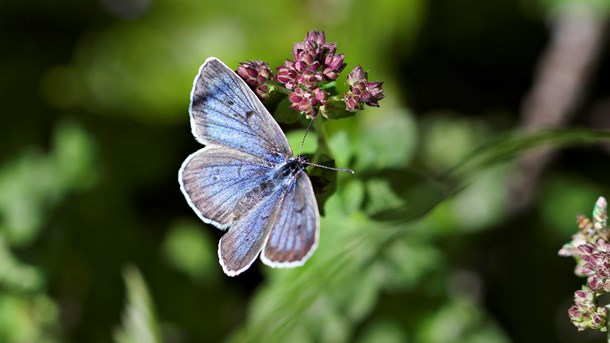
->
xmin=189 ymin=58 xmax=292 ymax=162
xmin=179 ymin=146 xmax=275 ymax=229
xmin=219 ymin=166 xmax=320 ymax=275
xmin=262 ymin=171 xmax=319 ymax=267
xmin=218 ymin=187 xmax=286 ymax=276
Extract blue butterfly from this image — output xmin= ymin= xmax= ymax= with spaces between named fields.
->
xmin=179 ymin=57 xmax=320 ymax=276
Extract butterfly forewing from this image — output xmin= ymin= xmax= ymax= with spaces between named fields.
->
xmin=189 ymin=58 xmax=292 ymax=161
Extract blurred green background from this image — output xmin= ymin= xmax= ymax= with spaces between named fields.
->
xmin=2 ymin=0 xmax=610 ymax=342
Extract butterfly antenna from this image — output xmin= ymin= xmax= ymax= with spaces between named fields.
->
xmin=298 ymin=117 xmax=354 ymax=174
xmin=298 ymin=117 xmax=316 ymax=157
xmin=305 ymin=161 xmax=355 ymax=174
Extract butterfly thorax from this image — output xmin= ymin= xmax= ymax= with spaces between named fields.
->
xmin=233 ymin=156 xmax=306 ymax=217
xmin=273 ymin=156 xmax=307 ymax=184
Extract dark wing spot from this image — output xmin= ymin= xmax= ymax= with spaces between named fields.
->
xmin=227 ymin=100 xmax=234 ymax=106
xmin=193 ymin=92 xmax=208 ymax=106
xmin=246 ymin=111 xmax=255 ymax=119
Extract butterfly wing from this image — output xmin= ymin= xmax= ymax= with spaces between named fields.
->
xmin=179 ymin=145 xmax=273 ymax=229
xmin=261 ymin=171 xmax=320 ymax=267
xmin=183 ymin=57 xmax=320 ymax=276
xmin=189 ymin=57 xmax=292 ymax=161
xmin=218 ymin=186 xmax=286 ymax=276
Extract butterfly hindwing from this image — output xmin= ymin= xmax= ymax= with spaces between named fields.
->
xmin=218 ymin=187 xmax=286 ymax=276
xmin=179 ymin=145 xmax=273 ymax=229
xmin=262 ymin=171 xmax=320 ymax=267
xmin=218 ymin=171 xmax=319 ymax=275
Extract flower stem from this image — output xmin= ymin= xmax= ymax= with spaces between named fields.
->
xmin=607 ymin=304 xmax=610 ymax=342
xmin=312 ymin=116 xmax=331 ymax=163
xmin=270 ymin=81 xmax=292 ymax=95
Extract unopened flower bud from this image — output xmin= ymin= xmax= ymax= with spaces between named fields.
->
xmin=288 ymin=87 xmax=327 ymax=118
xmin=344 ymin=66 xmax=385 ymax=112
xmin=237 ymin=61 xmax=273 ymax=100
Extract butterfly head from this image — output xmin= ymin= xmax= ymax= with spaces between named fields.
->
xmin=295 ymin=155 xmax=309 ymax=168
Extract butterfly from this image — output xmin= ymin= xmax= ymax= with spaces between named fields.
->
xmin=179 ymin=57 xmax=320 ymax=276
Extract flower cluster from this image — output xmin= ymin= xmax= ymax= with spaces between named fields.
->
xmin=576 ymin=240 xmax=610 ymax=292
xmin=275 ymin=30 xmax=345 ymax=91
xmin=237 ymin=60 xmax=273 ymax=100
xmin=568 ymin=286 xmax=608 ymax=331
xmin=560 ymin=196 xmax=610 ymax=332
xmin=236 ymin=30 xmax=384 ymax=119
xmin=344 ymin=66 xmax=385 ymax=112
xmin=287 ymin=88 xmax=327 ymax=118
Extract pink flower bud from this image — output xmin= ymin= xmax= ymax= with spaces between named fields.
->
xmin=288 ymin=87 xmax=327 ymax=118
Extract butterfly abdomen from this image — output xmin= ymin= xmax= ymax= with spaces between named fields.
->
xmin=233 ymin=159 xmax=304 ymax=217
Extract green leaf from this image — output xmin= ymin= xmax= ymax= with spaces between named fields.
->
xmin=0 ymin=121 xmax=97 ymax=246
xmin=337 ymin=179 xmax=365 ymax=215
xmin=353 ymin=109 xmax=417 ymax=171
xmin=0 ymin=236 xmax=43 ymax=292
xmin=376 ymin=128 xmax=610 ymax=224
xmin=324 ymin=100 xmax=356 ymax=120
xmin=162 ymin=221 xmax=217 ymax=281
xmin=447 ymin=129 xmax=610 ymax=180
xmin=286 ymin=130 xmax=318 ymax=156
xmin=227 ymin=220 xmax=380 ymax=343
xmin=307 ymin=155 xmax=339 ymax=216
xmin=0 ymin=293 xmax=59 ymax=343
xmin=368 ymin=168 xmax=447 ymax=223
xmin=273 ymin=97 xmax=301 ymax=124
xmin=226 ymin=195 xmax=440 ymax=343
xmin=113 ymin=265 xmax=161 ymax=343
xmin=364 ymin=178 xmax=405 ymax=216
xmin=537 ymin=0 xmax=610 ymax=15
xmin=539 ymin=175 xmax=603 ymax=237
xmin=414 ymin=297 xmax=509 ymax=343
xmin=357 ymin=320 xmax=408 ymax=343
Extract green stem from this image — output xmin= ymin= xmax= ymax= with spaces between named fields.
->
xmin=271 ymin=81 xmax=292 ymax=95
xmin=328 ymin=94 xmax=343 ymax=101
xmin=312 ymin=117 xmax=331 ymax=163
xmin=318 ymin=81 xmax=337 ymax=90
xmin=607 ymin=304 xmax=610 ymax=343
